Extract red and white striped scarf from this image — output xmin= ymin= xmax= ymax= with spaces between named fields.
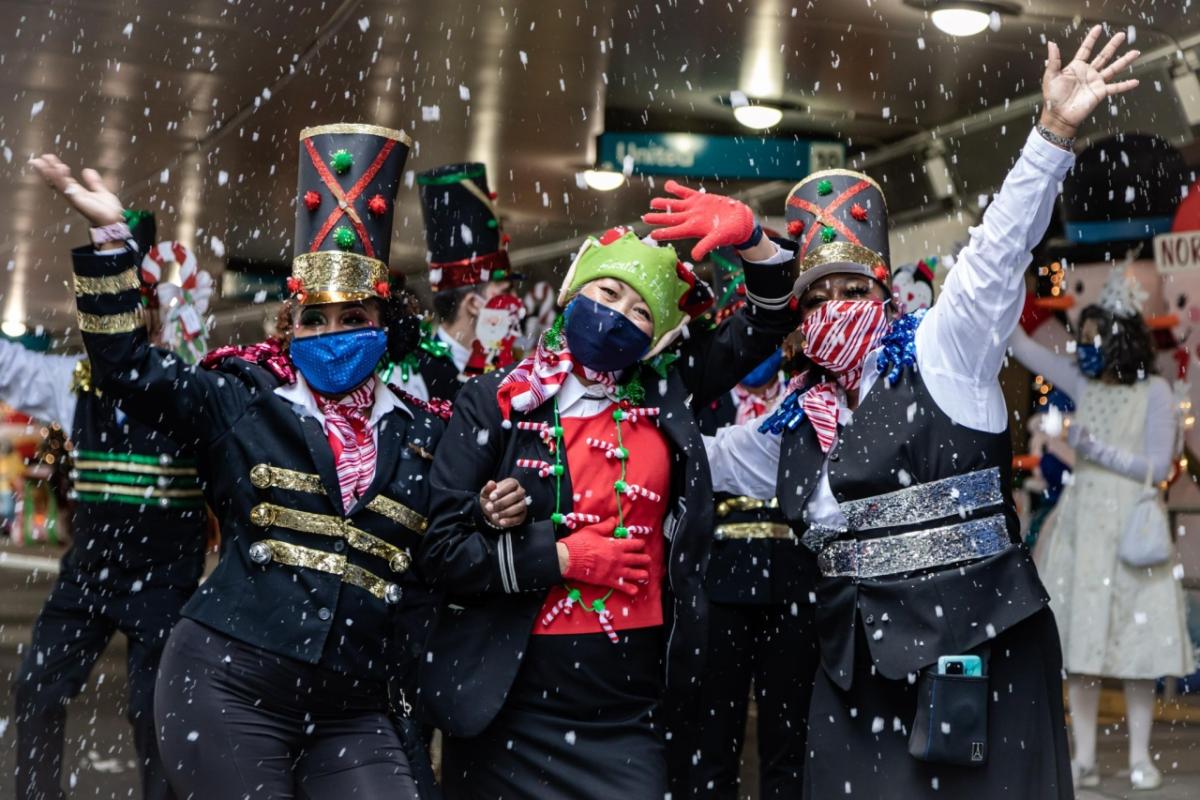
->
xmin=799 ymin=299 xmax=887 ymax=453
xmin=496 ymin=334 xmax=616 ymax=424
xmin=733 ymin=380 xmax=783 ymax=425
xmin=314 ymin=378 xmax=377 ymax=512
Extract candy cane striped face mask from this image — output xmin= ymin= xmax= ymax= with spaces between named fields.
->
xmin=800 ymin=299 xmax=888 ymax=389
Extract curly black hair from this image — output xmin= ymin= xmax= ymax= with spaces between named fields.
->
xmin=1076 ymin=304 xmax=1157 ymax=385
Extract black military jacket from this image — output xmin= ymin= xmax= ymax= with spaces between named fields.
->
xmin=73 ymin=244 xmax=444 ymax=679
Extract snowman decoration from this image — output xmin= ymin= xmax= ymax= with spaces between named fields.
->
xmin=891 ymin=258 xmax=936 ymax=315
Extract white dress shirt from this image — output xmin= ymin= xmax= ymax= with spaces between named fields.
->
xmin=705 ymin=128 xmax=1076 ymax=529
xmin=0 ymin=339 xmax=81 ymax=427
xmin=438 ymin=326 xmax=471 ymax=373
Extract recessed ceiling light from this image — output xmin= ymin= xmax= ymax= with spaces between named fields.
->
xmin=733 ymin=104 xmax=783 ymax=130
xmin=582 ymin=169 xmax=626 ymax=191
xmin=931 ymin=7 xmax=991 ymax=37
xmin=1 ymin=320 xmax=27 ymax=338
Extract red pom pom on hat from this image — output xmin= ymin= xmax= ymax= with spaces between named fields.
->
xmin=374 ymin=280 xmax=391 ymax=298
xmin=303 ymin=191 xmax=321 ymax=212
xmin=367 ymin=194 xmax=388 ymax=216
xmin=851 ymin=203 xmax=869 ymax=222
xmin=597 ymin=226 xmax=631 ymax=246
xmin=787 ymin=219 xmax=805 ymax=237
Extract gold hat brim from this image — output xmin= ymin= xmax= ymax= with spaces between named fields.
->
xmin=291 ymin=251 xmax=388 ymax=306
xmin=298 ymin=123 xmax=413 ymax=147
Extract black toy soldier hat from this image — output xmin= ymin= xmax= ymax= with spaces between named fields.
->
xmin=784 ymin=169 xmax=890 ymax=295
xmin=1042 ymin=133 xmax=1188 ymax=264
xmin=291 ymin=123 xmax=411 ymax=305
xmin=417 ymin=162 xmax=518 ymax=293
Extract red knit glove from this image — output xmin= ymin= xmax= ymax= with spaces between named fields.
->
xmin=560 ymin=522 xmax=652 ymax=597
xmin=642 ymin=179 xmax=758 ymax=261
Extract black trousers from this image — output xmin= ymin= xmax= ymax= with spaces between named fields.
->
xmin=687 ymin=599 xmax=818 ymax=799
xmin=155 ymin=618 xmax=416 ymax=799
xmin=12 ymin=570 xmax=189 ymax=800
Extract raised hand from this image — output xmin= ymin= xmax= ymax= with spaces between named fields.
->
xmin=1041 ymin=25 xmax=1141 ymax=140
xmin=642 ymin=179 xmax=758 ymax=261
xmin=29 ymin=154 xmax=125 ymax=227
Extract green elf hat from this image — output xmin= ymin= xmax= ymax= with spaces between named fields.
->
xmin=557 ymin=227 xmax=714 ymax=357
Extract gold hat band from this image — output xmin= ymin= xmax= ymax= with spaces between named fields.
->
xmin=298 ymin=123 xmax=413 ymax=146
xmin=800 ymin=241 xmax=887 ymax=274
xmin=292 ymin=251 xmax=388 ymax=305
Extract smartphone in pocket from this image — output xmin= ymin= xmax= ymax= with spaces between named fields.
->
xmin=937 ymin=655 xmax=983 ymax=677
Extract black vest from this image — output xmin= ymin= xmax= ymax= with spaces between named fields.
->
xmin=66 ymin=383 xmax=207 ymax=589
xmin=778 ymin=366 xmax=1049 ymax=690
xmin=699 ymin=394 xmax=817 ymax=605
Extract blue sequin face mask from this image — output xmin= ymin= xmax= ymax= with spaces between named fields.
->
xmin=1076 ymin=344 xmax=1106 ymax=379
xmin=290 ymin=328 xmax=388 ymax=395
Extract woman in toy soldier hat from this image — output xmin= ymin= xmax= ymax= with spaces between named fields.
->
xmin=416 ymin=211 xmax=799 ymax=797
xmin=35 ymin=122 xmax=443 ymax=798
xmin=682 ymin=26 xmax=1141 ymax=800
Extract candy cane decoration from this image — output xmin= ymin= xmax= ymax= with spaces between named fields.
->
xmin=596 ymin=606 xmax=619 ymax=644
xmin=561 ymin=512 xmax=600 ymax=529
xmin=624 ymin=524 xmax=653 ymax=536
xmin=516 ymin=420 xmax=557 ymax=451
xmin=516 ymin=459 xmax=554 ymax=478
xmin=621 ymin=483 xmax=662 ymax=503
xmin=140 ymin=241 xmax=212 ymax=364
xmin=625 ymin=407 xmax=661 ymax=423
xmin=541 ymin=588 xmax=581 ymax=627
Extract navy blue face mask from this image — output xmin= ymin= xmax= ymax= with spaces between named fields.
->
xmin=563 ymin=295 xmax=652 ymax=374
xmin=740 ymin=349 xmax=783 ymax=389
xmin=1076 ymin=344 xmax=1106 ymax=379
xmin=290 ymin=328 xmax=388 ymax=395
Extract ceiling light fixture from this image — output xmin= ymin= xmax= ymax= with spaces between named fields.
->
xmin=1 ymin=320 xmax=27 ymax=338
xmin=582 ymin=169 xmax=626 ymax=191
xmin=733 ymin=104 xmax=784 ymax=130
xmin=904 ymin=1 xmax=1020 ymax=38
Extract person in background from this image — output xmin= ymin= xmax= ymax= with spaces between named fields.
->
xmin=1009 ymin=270 xmax=1194 ymax=791
xmin=0 ymin=205 xmax=205 ymax=800
xmin=395 ymin=162 xmax=519 ymax=402
xmin=698 ymin=27 xmax=1140 ymax=799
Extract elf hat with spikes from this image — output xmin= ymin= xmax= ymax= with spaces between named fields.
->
xmin=291 ymin=123 xmax=411 ymax=305
xmin=557 ymin=227 xmax=714 ymax=357
xmin=785 ymin=168 xmax=890 ymax=296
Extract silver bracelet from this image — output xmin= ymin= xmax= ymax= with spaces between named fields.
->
xmin=1036 ymin=124 xmax=1075 ymax=151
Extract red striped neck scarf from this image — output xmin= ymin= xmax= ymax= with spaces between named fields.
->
xmin=313 ymin=378 xmax=377 ymax=512
xmin=733 ymin=380 xmax=783 ymax=425
xmin=798 ymin=299 xmax=887 ymax=453
xmin=496 ymin=334 xmax=616 ymax=425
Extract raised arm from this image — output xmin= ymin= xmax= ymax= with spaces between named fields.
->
xmin=1009 ymin=327 xmax=1088 ymax=401
xmin=32 ymin=154 xmax=249 ymax=445
xmin=1071 ymin=377 xmax=1178 ymax=483
xmin=917 ymin=28 xmax=1139 ymax=396
xmin=0 ymin=339 xmax=80 ymax=427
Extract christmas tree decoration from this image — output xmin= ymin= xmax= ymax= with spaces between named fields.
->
xmin=303 ymin=190 xmax=322 ymax=211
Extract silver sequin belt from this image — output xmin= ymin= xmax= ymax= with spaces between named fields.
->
xmin=816 ymin=513 xmax=1010 ymax=579
xmin=801 ymin=466 xmax=1005 ymax=552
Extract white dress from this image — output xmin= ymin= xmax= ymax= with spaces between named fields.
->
xmin=1011 ymin=330 xmax=1195 ymax=679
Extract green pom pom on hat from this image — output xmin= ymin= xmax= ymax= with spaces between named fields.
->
xmin=558 ymin=229 xmax=691 ymax=351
